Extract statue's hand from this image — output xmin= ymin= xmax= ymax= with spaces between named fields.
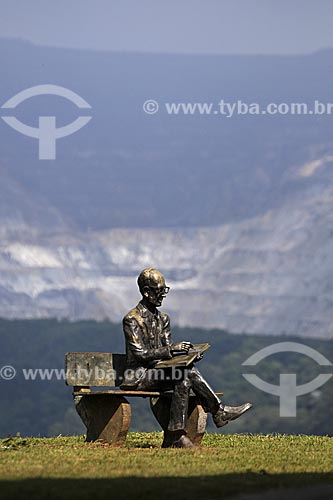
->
xmin=171 ymin=341 xmax=193 ymax=353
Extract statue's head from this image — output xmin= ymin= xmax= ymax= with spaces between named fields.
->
xmin=137 ymin=268 xmax=170 ymax=307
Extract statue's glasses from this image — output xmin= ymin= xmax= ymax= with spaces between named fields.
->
xmin=149 ymin=285 xmax=170 ymax=297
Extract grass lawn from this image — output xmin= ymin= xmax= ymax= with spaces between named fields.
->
xmin=0 ymin=433 xmax=332 ymax=499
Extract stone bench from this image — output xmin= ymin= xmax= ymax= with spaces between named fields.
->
xmin=65 ymin=352 xmax=222 ymax=447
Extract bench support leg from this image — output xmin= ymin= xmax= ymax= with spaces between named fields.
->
xmin=150 ymin=396 xmax=207 ymax=447
xmin=74 ymin=394 xmax=131 ymax=445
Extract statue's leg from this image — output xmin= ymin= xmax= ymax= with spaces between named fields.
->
xmin=187 ymin=366 xmax=222 ymax=414
xmin=74 ymin=394 xmax=131 ymax=445
xmin=150 ymin=394 xmax=207 ymax=447
xmin=141 ymin=368 xmax=206 ymax=447
xmin=168 ymin=377 xmax=191 ymax=432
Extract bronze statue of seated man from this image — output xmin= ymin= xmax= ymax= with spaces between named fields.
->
xmin=121 ymin=267 xmax=252 ymax=448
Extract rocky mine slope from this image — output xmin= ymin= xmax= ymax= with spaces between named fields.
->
xmin=1 ymin=156 xmax=332 ymax=339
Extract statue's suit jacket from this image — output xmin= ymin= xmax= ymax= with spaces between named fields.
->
xmin=120 ymin=300 xmax=173 ymax=389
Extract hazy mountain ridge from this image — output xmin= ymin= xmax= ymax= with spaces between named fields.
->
xmin=1 ymin=40 xmax=333 ymax=338
xmin=1 ymin=39 xmax=333 ymax=230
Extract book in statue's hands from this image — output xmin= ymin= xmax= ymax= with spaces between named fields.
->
xmin=154 ymin=343 xmax=211 ymax=368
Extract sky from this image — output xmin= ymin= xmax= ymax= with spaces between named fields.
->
xmin=1 ymin=0 xmax=333 ymax=55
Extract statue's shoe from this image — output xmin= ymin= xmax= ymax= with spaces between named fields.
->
xmin=171 ymin=435 xmax=197 ymax=449
xmin=213 ymin=403 xmax=253 ymax=428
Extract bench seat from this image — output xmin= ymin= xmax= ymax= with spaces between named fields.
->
xmin=66 ymin=352 xmax=222 ymax=447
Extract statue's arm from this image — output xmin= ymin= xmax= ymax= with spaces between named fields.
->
xmin=161 ymin=312 xmax=172 ymax=347
xmin=161 ymin=312 xmax=193 ymax=353
xmin=123 ymin=316 xmax=172 ymax=364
